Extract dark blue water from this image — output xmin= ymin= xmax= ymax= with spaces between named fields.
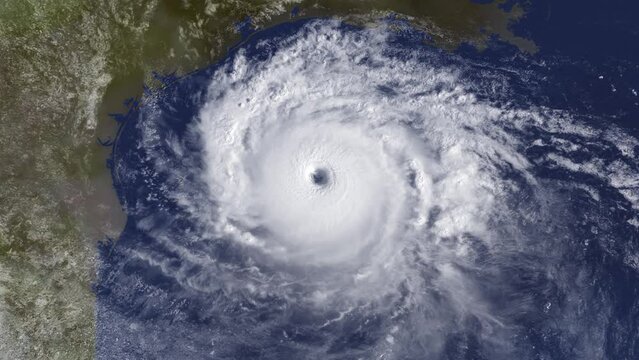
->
xmin=97 ymin=4 xmax=639 ymax=359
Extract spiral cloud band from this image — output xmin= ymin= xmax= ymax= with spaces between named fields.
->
xmin=98 ymin=20 xmax=639 ymax=359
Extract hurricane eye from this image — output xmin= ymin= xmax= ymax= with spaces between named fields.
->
xmin=309 ymin=167 xmax=329 ymax=186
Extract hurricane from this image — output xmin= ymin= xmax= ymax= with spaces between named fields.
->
xmin=97 ymin=19 xmax=639 ymax=359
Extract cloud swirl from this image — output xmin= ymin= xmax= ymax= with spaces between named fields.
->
xmin=99 ymin=20 xmax=639 ymax=359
